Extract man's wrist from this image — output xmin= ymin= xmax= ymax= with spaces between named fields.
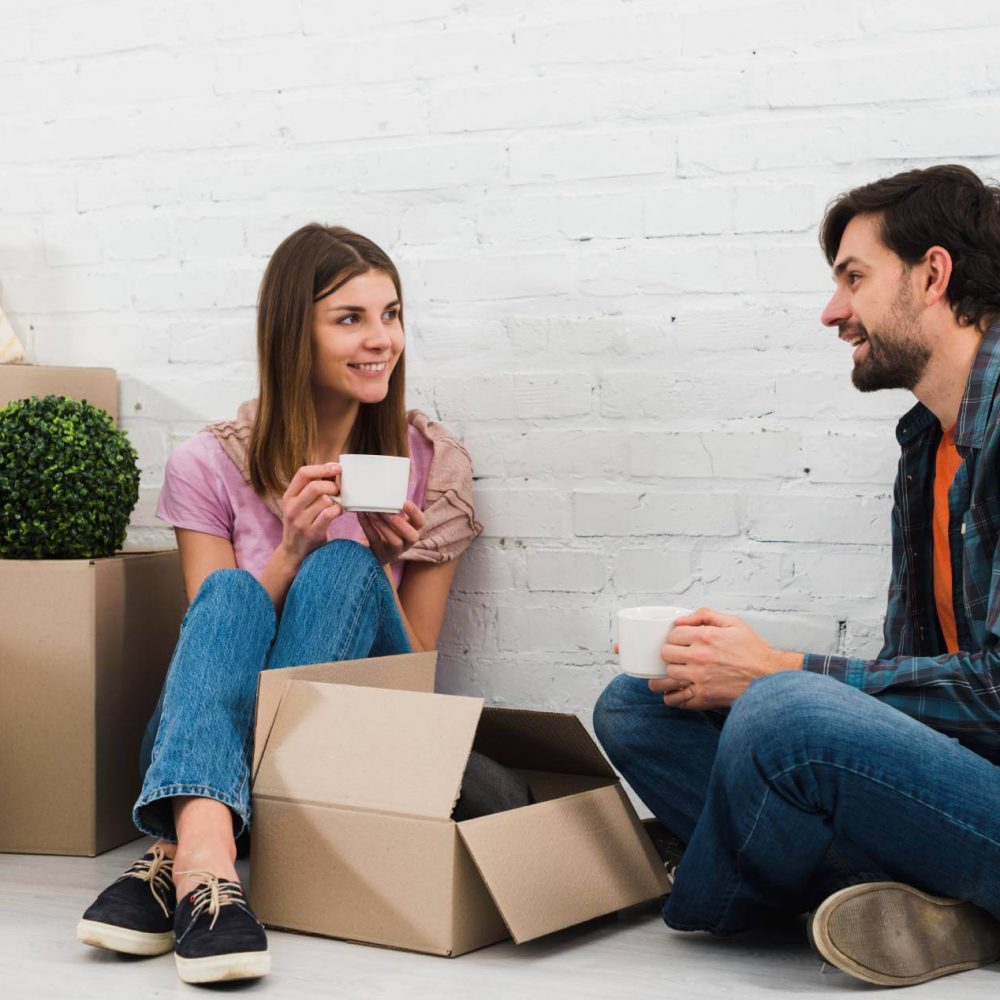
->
xmin=767 ymin=649 xmax=805 ymax=673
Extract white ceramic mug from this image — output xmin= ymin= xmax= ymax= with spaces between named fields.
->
xmin=338 ymin=454 xmax=411 ymax=513
xmin=616 ymin=606 xmax=693 ymax=678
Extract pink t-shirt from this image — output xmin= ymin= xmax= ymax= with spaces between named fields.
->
xmin=156 ymin=426 xmax=435 ymax=587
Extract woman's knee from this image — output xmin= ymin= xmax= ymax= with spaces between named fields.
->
xmin=194 ymin=566 xmax=267 ymax=604
xmin=186 ymin=567 xmax=273 ymax=624
xmin=296 ymin=539 xmax=380 ymax=586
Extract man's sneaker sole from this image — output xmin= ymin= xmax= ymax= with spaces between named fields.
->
xmin=810 ymin=881 xmax=1000 ymax=987
xmin=76 ymin=918 xmax=174 ymax=957
xmin=175 ymin=949 xmax=271 ymax=984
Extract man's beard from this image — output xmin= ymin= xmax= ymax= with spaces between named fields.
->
xmin=848 ymin=283 xmax=931 ymax=393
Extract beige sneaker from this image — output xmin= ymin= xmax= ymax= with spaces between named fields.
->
xmin=809 ymin=881 xmax=1000 ymax=987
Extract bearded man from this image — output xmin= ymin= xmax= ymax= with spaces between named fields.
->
xmin=594 ymin=165 xmax=1000 ymax=988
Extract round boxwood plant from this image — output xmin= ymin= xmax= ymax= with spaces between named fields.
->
xmin=0 ymin=394 xmax=140 ymax=559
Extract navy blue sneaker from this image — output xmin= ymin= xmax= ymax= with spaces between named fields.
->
xmin=77 ymin=845 xmax=175 ymax=956
xmin=173 ymin=873 xmax=270 ymax=983
xmin=642 ymin=818 xmax=685 ymax=887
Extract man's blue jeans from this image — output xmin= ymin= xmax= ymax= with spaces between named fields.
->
xmin=594 ymin=670 xmax=1000 ymax=934
xmin=133 ymin=540 xmax=411 ymax=842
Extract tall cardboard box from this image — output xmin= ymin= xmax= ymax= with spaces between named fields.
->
xmin=0 ymin=364 xmax=118 ymax=421
xmin=0 ymin=364 xmax=181 ymax=854
xmin=0 ymin=551 xmax=186 ymax=855
xmin=250 ymin=654 xmax=669 ymax=956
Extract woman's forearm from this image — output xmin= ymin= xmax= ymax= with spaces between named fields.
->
xmin=383 ymin=564 xmax=424 ymax=651
xmin=258 ymin=545 xmax=303 ymax=615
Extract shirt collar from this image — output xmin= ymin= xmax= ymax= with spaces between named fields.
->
xmin=895 ymin=399 xmax=938 ymax=446
xmin=893 ymin=318 xmax=1000 ymax=449
xmin=954 ymin=319 xmax=1000 ymax=450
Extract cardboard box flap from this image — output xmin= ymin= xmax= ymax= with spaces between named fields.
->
xmin=252 ymin=652 xmax=436 ymax=779
xmin=472 ymin=706 xmax=617 ymax=779
xmin=253 ymin=680 xmax=483 ymax=819
xmin=458 ymin=783 xmax=669 ymax=943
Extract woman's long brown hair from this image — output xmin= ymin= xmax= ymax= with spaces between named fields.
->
xmin=248 ymin=224 xmax=408 ymax=499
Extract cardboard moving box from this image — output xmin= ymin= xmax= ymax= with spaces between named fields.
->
xmin=0 ymin=364 xmax=118 ymax=423
xmin=0 ymin=550 xmax=186 ymax=855
xmin=249 ymin=654 xmax=669 ymax=957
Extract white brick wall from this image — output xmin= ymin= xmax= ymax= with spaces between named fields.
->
xmin=3 ymin=0 xmax=996 ymax=724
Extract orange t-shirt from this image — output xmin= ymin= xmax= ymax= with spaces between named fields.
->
xmin=933 ymin=426 xmax=964 ymax=654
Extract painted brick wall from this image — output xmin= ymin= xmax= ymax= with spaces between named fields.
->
xmin=4 ymin=0 xmax=999 ymax=723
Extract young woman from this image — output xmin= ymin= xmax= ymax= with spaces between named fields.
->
xmin=76 ymin=225 xmax=480 ymax=984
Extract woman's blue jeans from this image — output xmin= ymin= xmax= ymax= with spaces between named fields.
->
xmin=594 ymin=669 xmax=1000 ymax=934
xmin=133 ymin=540 xmax=411 ymax=842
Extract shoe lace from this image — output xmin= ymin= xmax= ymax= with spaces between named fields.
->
xmin=117 ymin=843 xmax=174 ymax=919
xmin=665 ymin=862 xmax=678 ymax=888
xmin=177 ymin=871 xmax=250 ymax=931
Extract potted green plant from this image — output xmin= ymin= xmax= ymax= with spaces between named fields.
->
xmin=0 ymin=394 xmax=140 ymax=558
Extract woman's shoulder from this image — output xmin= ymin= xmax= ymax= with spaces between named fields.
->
xmin=399 ymin=410 xmax=482 ymax=564
xmin=166 ymin=429 xmax=232 ymax=475
xmin=158 ymin=431 xmax=238 ymax=536
xmin=406 ymin=409 xmax=473 ymax=471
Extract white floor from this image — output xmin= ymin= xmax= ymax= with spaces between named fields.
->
xmin=5 ymin=837 xmax=1000 ymax=999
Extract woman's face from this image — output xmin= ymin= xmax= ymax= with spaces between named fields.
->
xmin=311 ymin=269 xmax=403 ymax=405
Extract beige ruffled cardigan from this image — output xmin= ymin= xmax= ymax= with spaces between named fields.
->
xmin=206 ymin=400 xmax=482 ymax=564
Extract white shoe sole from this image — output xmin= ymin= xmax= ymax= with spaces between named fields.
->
xmin=76 ymin=918 xmax=173 ymax=957
xmin=175 ymin=949 xmax=271 ymax=983
xmin=811 ymin=881 xmax=1000 ymax=987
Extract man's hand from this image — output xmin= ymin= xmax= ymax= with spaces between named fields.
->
xmin=649 ymin=607 xmax=804 ymax=711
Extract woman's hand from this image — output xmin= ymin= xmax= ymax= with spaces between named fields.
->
xmin=279 ymin=462 xmax=344 ymax=564
xmin=357 ymin=501 xmax=426 ymax=566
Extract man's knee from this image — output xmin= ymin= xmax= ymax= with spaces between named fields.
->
xmin=720 ymin=670 xmax=861 ymax=769
xmin=594 ymin=674 xmax=662 ymax=763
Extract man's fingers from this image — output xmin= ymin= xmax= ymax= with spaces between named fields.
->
xmin=666 ymin=625 xmax=714 ymax=647
xmin=673 ymin=607 xmax=740 ymax=629
xmin=648 ymin=675 xmax=687 ymax=695
xmin=660 ymin=643 xmax=700 ymax=667
xmin=662 ymin=685 xmax=699 ymax=710
xmin=663 ymin=685 xmax=714 ymax=711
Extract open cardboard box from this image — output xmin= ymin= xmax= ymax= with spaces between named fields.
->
xmin=249 ymin=652 xmax=669 ymax=956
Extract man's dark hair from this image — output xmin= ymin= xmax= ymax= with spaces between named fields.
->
xmin=820 ymin=164 xmax=1000 ymax=331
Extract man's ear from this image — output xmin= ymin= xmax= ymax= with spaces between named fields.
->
xmin=922 ymin=245 xmax=953 ymax=307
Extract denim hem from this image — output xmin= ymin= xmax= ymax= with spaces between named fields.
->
xmin=661 ymin=908 xmax=748 ymax=936
xmin=662 ymin=911 xmax=789 ymax=936
xmin=132 ymin=783 xmax=249 ymax=843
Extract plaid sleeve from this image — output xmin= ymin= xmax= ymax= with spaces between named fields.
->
xmin=802 ymin=649 xmax=1000 ymax=761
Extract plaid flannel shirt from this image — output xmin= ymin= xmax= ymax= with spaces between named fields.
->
xmin=804 ymin=320 xmax=1000 ymax=764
